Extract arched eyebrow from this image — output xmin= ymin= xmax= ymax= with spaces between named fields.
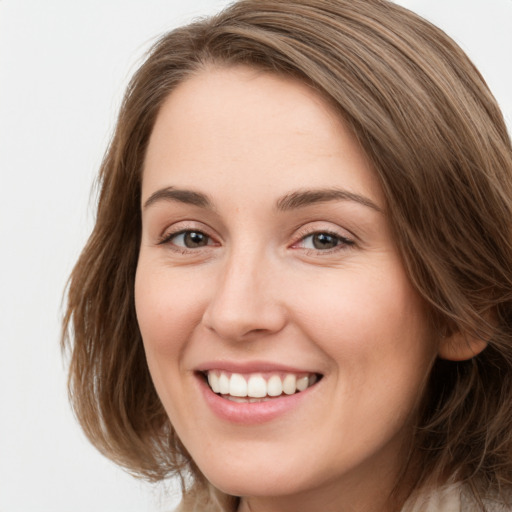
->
xmin=143 ymin=186 xmax=382 ymax=213
xmin=276 ymin=188 xmax=383 ymax=213
xmin=143 ymin=187 xmax=214 ymax=210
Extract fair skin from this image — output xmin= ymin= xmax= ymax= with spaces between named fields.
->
xmin=135 ymin=66 xmax=440 ymax=512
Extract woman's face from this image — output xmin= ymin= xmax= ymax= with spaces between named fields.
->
xmin=135 ymin=66 xmax=438 ymax=510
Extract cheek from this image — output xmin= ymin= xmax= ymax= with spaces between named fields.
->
xmin=134 ymin=261 xmax=207 ymax=360
xmin=289 ymin=267 xmax=436 ymax=458
xmin=134 ymin=261 xmax=211 ymax=429
xmin=293 ymin=262 xmax=424 ymax=336
xmin=289 ymin=260 xmax=436 ymax=389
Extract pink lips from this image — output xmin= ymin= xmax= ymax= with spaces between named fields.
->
xmin=195 ymin=360 xmax=316 ymax=374
xmin=195 ymin=361 xmax=321 ymax=425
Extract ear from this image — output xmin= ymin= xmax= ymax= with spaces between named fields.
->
xmin=438 ymin=330 xmax=488 ymax=361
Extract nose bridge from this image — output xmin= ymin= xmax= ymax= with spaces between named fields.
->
xmin=202 ymin=243 xmax=285 ymax=341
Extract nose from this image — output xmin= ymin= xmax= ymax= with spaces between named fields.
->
xmin=201 ymin=250 xmax=287 ymax=342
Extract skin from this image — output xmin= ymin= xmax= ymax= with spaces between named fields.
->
xmin=135 ymin=66 xmax=440 ymax=512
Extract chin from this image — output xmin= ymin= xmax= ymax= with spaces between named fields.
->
xmin=205 ymin=468 xmax=308 ymax=499
xmin=192 ymin=446 xmax=336 ymax=500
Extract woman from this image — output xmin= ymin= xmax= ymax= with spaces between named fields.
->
xmin=62 ymin=0 xmax=512 ymax=510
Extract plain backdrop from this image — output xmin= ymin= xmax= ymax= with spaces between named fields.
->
xmin=0 ymin=1 xmax=510 ymax=511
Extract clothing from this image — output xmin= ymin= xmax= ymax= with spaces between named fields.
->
xmin=175 ymin=484 xmax=235 ymax=512
xmin=402 ymin=484 xmax=462 ymax=511
xmin=175 ymin=483 xmax=512 ymax=512
xmin=403 ymin=484 xmax=512 ymax=512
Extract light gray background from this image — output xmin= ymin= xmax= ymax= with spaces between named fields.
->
xmin=0 ymin=1 xmax=510 ymax=511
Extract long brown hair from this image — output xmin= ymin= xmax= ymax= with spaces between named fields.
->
xmin=62 ymin=0 xmax=512 ymax=506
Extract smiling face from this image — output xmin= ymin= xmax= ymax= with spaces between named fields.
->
xmin=135 ymin=66 xmax=438 ymax=511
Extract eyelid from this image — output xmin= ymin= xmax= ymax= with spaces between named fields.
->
xmin=290 ymin=224 xmax=356 ymax=252
xmin=157 ymin=221 xmax=219 ymax=247
xmin=158 ymin=229 xmax=212 ymax=247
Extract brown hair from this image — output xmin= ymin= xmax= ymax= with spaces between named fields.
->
xmin=62 ymin=0 xmax=512 ymax=507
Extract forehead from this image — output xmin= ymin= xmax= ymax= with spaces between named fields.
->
xmin=142 ymin=65 xmax=383 ymax=207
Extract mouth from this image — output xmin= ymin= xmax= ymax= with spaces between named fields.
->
xmin=200 ymin=370 xmax=322 ymax=403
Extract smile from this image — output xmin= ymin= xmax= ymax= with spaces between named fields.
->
xmin=205 ymin=370 xmax=320 ymax=402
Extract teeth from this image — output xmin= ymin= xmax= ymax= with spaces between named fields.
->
xmin=267 ymin=375 xmax=283 ymax=396
xmin=207 ymin=372 xmax=220 ymax=393
xmin=247 ymin=374 xmax=267 ymax=398
xmin=227 ymin=396 xmax=249 ymax=403
xmin=282 ymin=374 xmax=296 ymax=395
xmin=219 ymin=373 xmax=230 ymax=394
xmin=230 ymin=373 xmax=247 ymax=397
xmin=205 ymin=370 xmax=319 ymax=399
xmin=296 ymin=375 xmax=309 ymax=391
xmin=227 ymin=396 xmax=273 ymax=403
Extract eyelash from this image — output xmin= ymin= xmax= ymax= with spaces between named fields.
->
xmin=291 ymin=229 xmax=355 ymax=254
xmin=158 ymin=228 xmax=217 ymax=253
xmin=158 ymin=227 xmax=355 ymax=255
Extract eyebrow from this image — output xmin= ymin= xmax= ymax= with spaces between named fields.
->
xmin=276 ymin=188 xmax=382 ymax=213
xmin=143 ymin=186 xmax=382 ymax=213
xmin=143 ymin=187 xmax=213 ymax=210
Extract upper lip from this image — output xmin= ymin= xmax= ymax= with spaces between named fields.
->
xmin=195 ymin=360 xmax=321 ymax=375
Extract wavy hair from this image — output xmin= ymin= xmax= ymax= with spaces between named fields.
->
xmin=62 ymin=0 xmax=512 ymax=508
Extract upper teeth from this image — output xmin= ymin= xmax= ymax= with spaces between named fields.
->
xmin=206 ymin=371 xmax=317 ymax=398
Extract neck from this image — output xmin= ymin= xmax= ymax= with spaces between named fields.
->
xmin=236 ymin=460 xmax=409 ymax=512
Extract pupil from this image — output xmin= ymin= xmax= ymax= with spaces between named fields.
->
xmin=313 ymin=233 xmax=338 ymax=250
xmin=185 ymin=231 xmax=208 ymax=248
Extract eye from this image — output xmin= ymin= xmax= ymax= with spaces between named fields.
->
xmin=161 ymin=230 xmax=212 ymax=249
xmin=296 ymin=231 xmax=354 ymax=251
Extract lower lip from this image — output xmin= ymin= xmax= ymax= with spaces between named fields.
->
xmin=198 ymin=376 xmax=316 ymax=425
